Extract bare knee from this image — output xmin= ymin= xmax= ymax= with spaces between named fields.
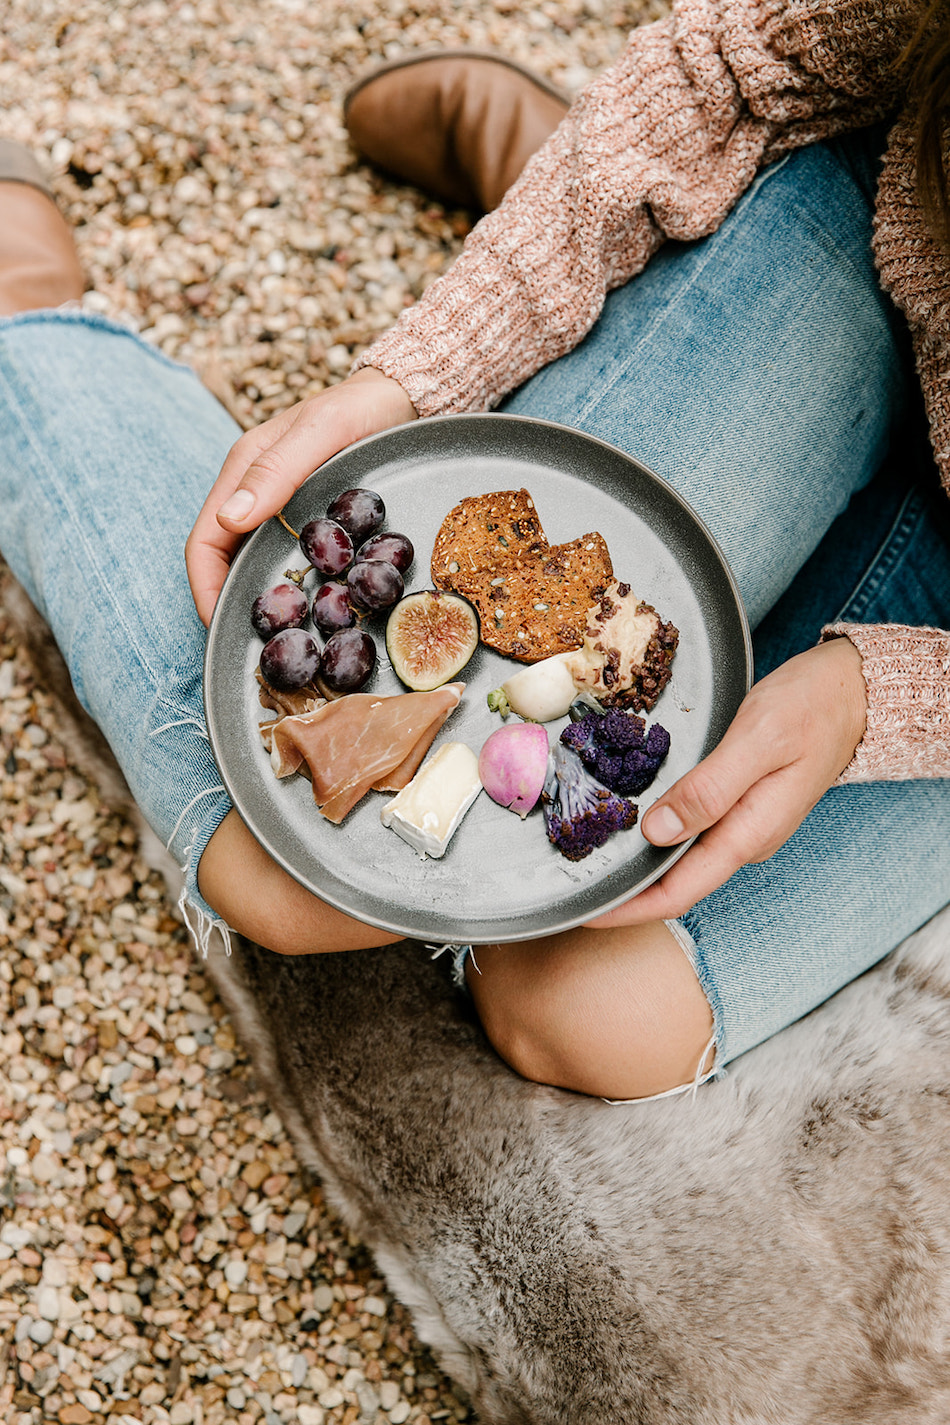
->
xmin=466 ymin=925 xmax=715 ymax=1100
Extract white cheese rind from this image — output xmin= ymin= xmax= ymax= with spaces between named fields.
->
xmin=380 ymin=742 xmax=482 ymax=858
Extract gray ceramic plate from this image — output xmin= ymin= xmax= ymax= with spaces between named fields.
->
xmin=204 ymin=413 xmax=752 ymax=943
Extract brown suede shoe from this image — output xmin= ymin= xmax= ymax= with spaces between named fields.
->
xmin=343 ymin=50 xmax=569 ymax=213
xmin=0 ymin=140 xmax=83 ymax=313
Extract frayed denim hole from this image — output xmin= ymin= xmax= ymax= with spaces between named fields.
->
xmin=176 ymin=821 xmax=233 ymax=960
xmin=428 ymin=942 xmax=474 ymax=993
xmin=178 ymin=885 xmax=233 ymax=961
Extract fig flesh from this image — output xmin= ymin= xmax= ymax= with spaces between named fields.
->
xmin=386 ymin=590 xmax=479 ymax=691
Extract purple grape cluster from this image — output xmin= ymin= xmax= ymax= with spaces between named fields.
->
xmin=251 ymin=487 xmax=414 ymax=696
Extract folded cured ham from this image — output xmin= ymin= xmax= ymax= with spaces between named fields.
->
xmin=263 ymin=683 xmax=465 ymax=823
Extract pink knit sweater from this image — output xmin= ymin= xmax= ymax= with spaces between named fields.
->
xmin=360 ymin=0 xmax=950 ymax=783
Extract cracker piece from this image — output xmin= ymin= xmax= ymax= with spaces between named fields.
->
xmin=452 ymin=532 xmax=614 ymax=662
xmin=431 ymin=488 xmax=547 ymax=590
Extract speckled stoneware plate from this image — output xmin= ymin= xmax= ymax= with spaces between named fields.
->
xmin=204 ymin=413 xmax=752 ymax=944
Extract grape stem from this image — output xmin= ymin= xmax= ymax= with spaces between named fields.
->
xmin=283 ymin=566 xmax=312 ymax=586
xmin=275 ymin=509 xmax=300 ymax=540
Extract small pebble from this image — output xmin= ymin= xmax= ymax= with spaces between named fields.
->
xmin=225 ymin=1259 xmax=248 ymax=1288
xmin=379 ymin=1382 xmax=401 ymax=1411
xmin=41 ymin=1259 xmax=69 ymax=1288
xmin=296 ymin=1408 xmax=325 ymax=1425
xmin=30 ymin=1154 xmax=59 ymax=1184
xmin=36 ymin=1286 xmax=61 ymax=1321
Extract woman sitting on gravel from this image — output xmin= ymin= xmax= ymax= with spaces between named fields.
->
xmin=1 ymin=0 xmax=948 ymax=1102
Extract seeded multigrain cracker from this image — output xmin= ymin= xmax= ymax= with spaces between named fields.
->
xmin=451 ymin=532 xmax=615 ymax=662
xmin=431 ymin=489 xmax=547 ymax=589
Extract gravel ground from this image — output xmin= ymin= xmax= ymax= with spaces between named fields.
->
xmin=1 ymin=2 xmax=661 ymax=1422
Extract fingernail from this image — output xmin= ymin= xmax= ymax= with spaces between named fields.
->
xmin=217 ymin=488 xmax=255 ymax=523
xmin=644 ymin=805 xmax=685 ymax=844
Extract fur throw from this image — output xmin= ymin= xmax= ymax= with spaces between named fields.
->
xmin=209 ymin=914 xmax=950 ymax=1425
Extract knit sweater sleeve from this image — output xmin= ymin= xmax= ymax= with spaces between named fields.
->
xmin=822 ymin=624 xmax=950 ymax=781
xmin=357 ymin=0 xmax=906 ymax=414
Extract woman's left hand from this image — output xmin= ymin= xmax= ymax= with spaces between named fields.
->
xmin=585 ymin=637 xmax=868 ymax=929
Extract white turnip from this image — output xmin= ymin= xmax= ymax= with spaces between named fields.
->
xmin=487 ymin=652 xmax=577 ymax=722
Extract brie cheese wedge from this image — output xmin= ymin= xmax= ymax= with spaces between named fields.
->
xmin=380 ymin=741 xmax=482 ymax=859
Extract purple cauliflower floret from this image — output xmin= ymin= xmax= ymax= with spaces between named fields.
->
xmin=560 ymin=707 xmax=671 ymax=797
xmin=541 ymin=742 xmax=638 ymax=862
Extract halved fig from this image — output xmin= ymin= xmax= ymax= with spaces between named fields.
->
xmin=386 ymin=590 xmax=479 ymax=691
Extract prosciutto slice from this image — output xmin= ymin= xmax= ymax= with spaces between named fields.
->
xmin=266 ymin=683 xmax=465 ymax=823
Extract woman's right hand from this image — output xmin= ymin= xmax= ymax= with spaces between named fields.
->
xmin=186 ymin=366 xmax=417 ymax=626
xmin=584 ymin=637 xmax=868 ymax=930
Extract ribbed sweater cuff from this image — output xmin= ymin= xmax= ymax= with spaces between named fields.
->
xmin=821 ymin=623 xmax=950 ymax=782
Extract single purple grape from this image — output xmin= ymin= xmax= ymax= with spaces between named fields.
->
xmin=357 ymin=531 xmax=414 ymax=574
xmin=299 ymin=517 xmax=353 ymax=576
xmin=312 ymin=581 xmax=356 ymax=636
xmin=320 ymin=627 xmax=376 ymax=694
xmin=326 ymin=488 xmax=385 ymax=545
xmin=251 ymin=581 xmax=309 ymax=639
xmin=346 ymin=559 xmax=404 ymax=614
xmin=259 ymin=628 xmax=320 ymax=692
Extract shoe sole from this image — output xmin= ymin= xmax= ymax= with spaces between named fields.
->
xmin=343 ymin=48 xmax=571 ymax=120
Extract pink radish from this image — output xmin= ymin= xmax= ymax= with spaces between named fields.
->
xmin=478 ymin=723 xmax=549 ymax=818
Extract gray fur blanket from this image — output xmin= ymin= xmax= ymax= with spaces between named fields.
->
xmin=209 ymin=913 xmax=950 ymax=1425
xmin=10 ymin=581 xmax=950 ymax=1424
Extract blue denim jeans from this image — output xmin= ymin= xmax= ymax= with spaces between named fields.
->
xmin=1 ymin=125 xmax=948 ymax=1068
